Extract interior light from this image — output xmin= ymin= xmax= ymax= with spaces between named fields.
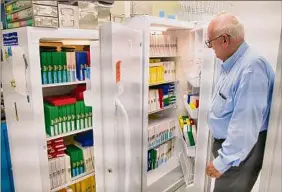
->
xmin=62 ymin=40 xmax=93 ymax=45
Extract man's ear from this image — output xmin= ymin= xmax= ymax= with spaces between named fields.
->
xmin=222 ymin=35 xmax=229 ymax=48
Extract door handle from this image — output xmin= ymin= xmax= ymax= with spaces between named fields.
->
xmin=115 ymin=98 xmax=131 ymax=192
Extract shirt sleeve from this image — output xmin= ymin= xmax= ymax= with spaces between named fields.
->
xmin=213 ymin=60 xmax=270 ymax=174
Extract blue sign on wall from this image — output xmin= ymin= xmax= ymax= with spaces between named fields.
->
xmin=3 ymin=32 xmax=18 ymax=46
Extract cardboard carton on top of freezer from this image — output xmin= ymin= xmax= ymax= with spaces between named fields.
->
xmin=78 ymin=1 xmax=98 ymax=30
xmin=58 ymin=4 xmax=79 ymax=29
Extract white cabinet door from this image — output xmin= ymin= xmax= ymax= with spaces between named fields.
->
xmin=258 ymin=31 xmax=282 ymax=192
xmin=95 ymin=22 xmax=143 ymax=192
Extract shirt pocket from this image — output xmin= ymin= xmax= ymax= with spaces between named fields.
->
xmin=212 ymin=92 xmax=227 ymax=117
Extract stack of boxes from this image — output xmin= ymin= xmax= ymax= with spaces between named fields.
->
xmin=147 ymin=140 xmax=174 ymax=172
xmin=47 ymin=131 xmax=95 ymax=190
xmin=149 ymin=59 xmax=176 ymax=85
xmin=58 ymin=176 xmax=96 ymax=192
xmin=149 ymin=34 xmax=177 ymax=57
xmin=40 ymin=49 xmax=90 ymax=85
xmin=149 ymin=83 xmax=176 ymax=113
xmin=48 ymin=153 xmax=72 ymax=189
xmin=73 ymin=132 xmax=95 ymax=174
xmin=44 ymin=86 xmax=93 ymax=137
xmin=147 ymin=118 xmax=176 ymax=172
xmin=148 ymin=118 xmax=176 ymax=149
xmin=66 ymin=145 xmax=85 ymax=177
xmin=178 ymin=116 xmax=197 ymax=147
xmin=4 ymin=0 xmax=59 ymax=29
xmin=47 ymin=138 xmax=66 ymax=159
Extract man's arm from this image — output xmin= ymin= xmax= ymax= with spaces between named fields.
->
xmin=213 ymin=60 xmax=270 ymax=174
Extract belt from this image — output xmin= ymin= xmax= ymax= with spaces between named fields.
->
xmin=213 ymin=130 xmax=267 ymax=143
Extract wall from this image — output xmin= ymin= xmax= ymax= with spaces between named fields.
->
xmin=230 ymin=1 xmax=282 ymax=70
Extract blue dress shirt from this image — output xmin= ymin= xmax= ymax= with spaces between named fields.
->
xmin=208 ymin=42 xmax=275 ymax=173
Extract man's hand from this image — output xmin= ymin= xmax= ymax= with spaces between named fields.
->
xmin=206 ymin=162 xmax=222 ymax=178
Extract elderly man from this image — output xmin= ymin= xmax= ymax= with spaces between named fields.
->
xmin=206 ymin=14 xmax=275 ymax=192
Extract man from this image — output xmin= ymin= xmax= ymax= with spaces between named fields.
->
xmin=206 ymin=13 xmax=275 ymax=192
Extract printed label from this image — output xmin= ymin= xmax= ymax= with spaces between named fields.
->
xmin=3 ymin=32 xmax=18 ymax=46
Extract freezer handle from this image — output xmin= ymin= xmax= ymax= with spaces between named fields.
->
xmin=115 ymin=98 xmax=131 ymax=192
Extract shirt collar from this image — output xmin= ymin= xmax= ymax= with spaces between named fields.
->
xmin=221 ymin=41 xmax=249 ymax=72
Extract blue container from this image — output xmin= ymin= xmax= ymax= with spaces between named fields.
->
xmin=1 ymin=122 xmax=15 ymax=192
xmin=159 ymin=11 xmax=166 ymax=18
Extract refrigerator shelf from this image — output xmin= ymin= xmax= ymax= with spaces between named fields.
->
xmin=148 ymin=136 xmax=175 ymax=150
xmin=149 ymin=56 xmax=179 ymax=58
xmin=42 ymin=81 xmax=86 ymax=88
xmin=181 ymin=135 xmax=196 ymax=157
xmin=149 ymin=80 xmax=178 ymax=87
xmin=50 ymin=171 xmax=95 ymax=192
xmin=183 ymin=94 xmax=198 ymax=119
xmin=147 ymin=156 xmax=180 ymax=187
xmin=187 ymin=76 xmax=200 ymax=88
xmin=148 ymin=104 xmax=177 ymax=115
xmin=179 ymin=152 xmax=195 ymax=187
xmin=46 ymin=127 xmax=93 ymax=141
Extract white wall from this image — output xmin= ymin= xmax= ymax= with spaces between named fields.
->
xmin=230 ymin=1 xmax=282 ymax=70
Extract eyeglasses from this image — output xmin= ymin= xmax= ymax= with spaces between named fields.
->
xmin=205 ymin=34 xmax=231 ymax=48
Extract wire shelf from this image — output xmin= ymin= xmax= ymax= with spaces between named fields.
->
xmin=177 ymin=1 xmax=233 ymax=22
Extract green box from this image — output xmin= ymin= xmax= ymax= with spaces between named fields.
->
xmin=66 ymin=105 xmax=72 ymax=132
xmin=46 ymin=52 xmax=53 ymax=84
xmin=76 ymin=102 xmax=81 ymax=130
xmin=71 ymin=104 xmax=76 ymax=131
xmin=51 ymin=52 xmax=60 ymax=84
xmin=44 ymin=103 xmax=57 ymax=136
xmin=40 ymin=52 xmax=48 ymax=84
xmin=61 ymin=52 xmax=67 ymax=83
xmin=80 ymin=101 xmax=85 ymax=129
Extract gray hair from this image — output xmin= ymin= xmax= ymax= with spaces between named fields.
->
xmin=213 ymin=13 xmax=245 ymax=41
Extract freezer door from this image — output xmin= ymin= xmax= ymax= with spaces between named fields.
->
xmin=258 ymin=30 xmax=282 ymax=192
xmin=99 ymin=22 xmax=143 ymax=192
xmin=178 ymin=25 xmax=215 ymax=192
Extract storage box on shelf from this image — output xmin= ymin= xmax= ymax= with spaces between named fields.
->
xmin=47 ymin=131 xmax=95 ymax=191
xmin=178 ymin=116 xmax=197 ymax=157
xmin=148 ymin=83 xmax=176 ymax=114
xmin=54 ymin=174 xmax=96 ymax=192
xmin=4 ymin=0 xmax=59 ymax=29
xmin=149 ymin=33 xmax=177 ymax=57
xmin=147 ymin=118 xmax=176 ymax=173
xmin=44 ymin=94 xmax=93 ymax=138
xmin=40 ymin=47 xmax=91 ymax=86
xmin=148 ymin=118 xmax=176 ymax=150
xmin=183 ymin=93 xmax=199 ymax=119
xmin=149 ymin=59 xmax=176 ymax=85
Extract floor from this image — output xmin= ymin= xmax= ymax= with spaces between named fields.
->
xmin=175 ymin=173 xmax=261 ymax=192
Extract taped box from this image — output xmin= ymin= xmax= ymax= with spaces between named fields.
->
xmin=4 ymin=0 xmax=59 ymax=29
xmin=58 ymin=4 xmax=79 ymax=29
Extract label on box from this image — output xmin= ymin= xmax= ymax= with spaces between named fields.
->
xmin=3 ymin=32 xmax=18 ymax=46
xmin=34 ymin=16 xmax=58 ymax=28
xmin=33 ymin=4 xmax=58 ymax=17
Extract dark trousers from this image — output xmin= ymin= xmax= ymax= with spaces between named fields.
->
xmin=212 ymin=131 xmax=267 ymax=192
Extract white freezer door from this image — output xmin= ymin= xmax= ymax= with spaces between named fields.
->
xmin=98 ymin=22 xmax=143 ymax=192
xmin=258 ymin=30 xmax=282 ymax=192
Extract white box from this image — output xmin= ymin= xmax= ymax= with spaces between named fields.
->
xmin=58 ymin=4 xmax=79 ymax=29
